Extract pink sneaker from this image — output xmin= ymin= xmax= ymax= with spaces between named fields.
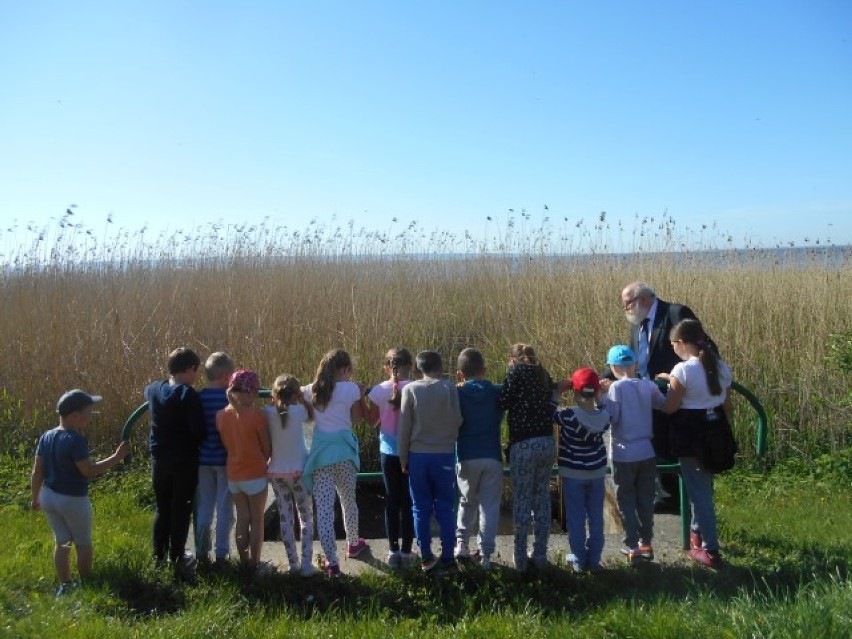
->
xmin=346 ymin=538 xmax=369 ymax=558
xmin=687 ymin=548 xmax=723 ymax=569
xmin=323 ymin=560 xmax=341 ymax=576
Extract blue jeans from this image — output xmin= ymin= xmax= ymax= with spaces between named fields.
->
xmin=561 ymin=475 xmax=605 ymax=569
xmin=381 ymin=453 xmax=414 ymax=553
xmin=408 ymin=451 xmax=456 ymax=561
xmin=195 ymin=464 xmax=234 ymax=559
xmin=679 ymin=456 xmax=719 ymax=552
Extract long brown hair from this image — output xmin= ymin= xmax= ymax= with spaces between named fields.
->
xmin=670 ymin=319 xmax=723 ymax=395
xmin=311 ymin=349 xmax=352 ymax=410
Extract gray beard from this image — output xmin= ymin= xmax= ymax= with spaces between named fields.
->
xmin=625 ymin=305 xmax=649 ymax=327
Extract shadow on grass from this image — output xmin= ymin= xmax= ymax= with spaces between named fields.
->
xmin=91 ymin=535 xmax=851 ymax=623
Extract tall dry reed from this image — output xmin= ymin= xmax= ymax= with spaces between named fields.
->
xmin=1 ymin=213 xmax=849 ymax=466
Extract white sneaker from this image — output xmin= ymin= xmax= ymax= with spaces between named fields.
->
xmin=454 ymin=540 xmax=470 ymax=559
xmin=387 ymin=550 xmax=402 ymax=569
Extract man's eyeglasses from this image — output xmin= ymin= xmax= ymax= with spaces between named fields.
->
xmin=622 ymin=296 xmax=638 ymax=310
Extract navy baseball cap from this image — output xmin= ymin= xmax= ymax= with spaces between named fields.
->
xmin=56 ymin=389 xmax=102 ymax=416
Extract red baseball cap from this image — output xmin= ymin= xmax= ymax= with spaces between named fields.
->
xmin=571 ymin=367 xmax=600 ymax=395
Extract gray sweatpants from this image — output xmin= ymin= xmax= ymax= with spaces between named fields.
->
xmin=612 ymin=457 xmax=657 ymax=548
xmin=456 ymin=457 xmax=504 ymax=557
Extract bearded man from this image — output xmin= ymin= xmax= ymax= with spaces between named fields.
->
xmin=615 ymin=282 xmax=718 ymax=510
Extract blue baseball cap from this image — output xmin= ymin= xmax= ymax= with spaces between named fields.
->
xmin=606 ymin=345 xmax=636 ymax=366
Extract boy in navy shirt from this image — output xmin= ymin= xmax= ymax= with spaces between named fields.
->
xmin=145 ymin=347 xmax=205 ymax=580
xmin=454 ymin=348 xmax=504 ymax=569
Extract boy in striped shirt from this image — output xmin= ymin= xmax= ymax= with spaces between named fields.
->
xmin=554 ymin=367 xmax=610 ymax=573
xmin=195 ymin=352 xmax=236 ymax=564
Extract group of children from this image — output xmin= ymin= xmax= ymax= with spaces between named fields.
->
xmin=31 ymin=317 xmax=733 ymax=592
xmin=145 ymin=347 xmax=371 ymax=579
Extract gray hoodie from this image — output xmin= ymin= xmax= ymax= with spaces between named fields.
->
xmin=398 ymin=376 xmax=463 ymax=467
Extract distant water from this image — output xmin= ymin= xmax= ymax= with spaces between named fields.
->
xmin=401 ymin=245 xmax=852 ymax=271
xmin=3 ymin=244 xmax=850 ymax=274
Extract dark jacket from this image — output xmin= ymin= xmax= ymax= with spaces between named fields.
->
xmin=145 ymin=380 xmax=205 ymax=464
xmin=632 ymin=298 xmax=702 ymax=378
xmin=497 ymin=363 xmax=555 ymax=446
xmin=669 ymin=405 xmax=728 ymax=458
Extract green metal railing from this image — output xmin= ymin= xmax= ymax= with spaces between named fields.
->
xmin=121 ymin=380 xmax=768 ymax=550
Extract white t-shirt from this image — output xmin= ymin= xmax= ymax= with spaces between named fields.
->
xmin=670 ymin=356 xmax=732 ymax=409
xmin=302 ymin=380 xmax=361 ymax=433
xmin=265 ymin=404 xmax=309 ymax=475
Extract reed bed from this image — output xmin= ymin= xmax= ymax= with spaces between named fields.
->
xmin=1 ymin=211 xmax=850 ymax=465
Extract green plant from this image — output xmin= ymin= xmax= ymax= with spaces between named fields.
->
xmin=0 ymin=388 xmax=42 ymax=457
xmin=828 ymin=331 xmax=852 ymax=375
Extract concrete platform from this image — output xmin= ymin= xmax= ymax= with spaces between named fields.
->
xmin=197 ymin=480 xmax=695 ymax=576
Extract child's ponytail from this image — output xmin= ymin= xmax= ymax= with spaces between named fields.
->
xmin=671 ymin=319 xmax=723 ymax=395
xmin=386 ymin=348 xmax=413 ymax=410
xmin=273 ymin=374 xmax=315 ymax=428
xmin=311 ymin=349 xmax=352 ymax=410
xmin=273 ymin=374 xmax=299 ymax=428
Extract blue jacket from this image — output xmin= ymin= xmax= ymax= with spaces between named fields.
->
xmin=457 ymin=379 xmax=504 ymax=462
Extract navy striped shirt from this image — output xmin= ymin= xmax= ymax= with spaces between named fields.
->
xmin=555 ymin=405 xmax=610 ymax=476
xmin=198 ymin=387 xmax=229 ymax=466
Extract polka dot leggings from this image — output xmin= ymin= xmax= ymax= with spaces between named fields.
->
xmin=313 ymin=460 xmax=359 ymax=566
xmin=270 ymin=477 xmax=314 ymax=569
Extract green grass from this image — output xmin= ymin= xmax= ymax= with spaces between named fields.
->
xmin=1 ymin=452 xmax=850 ymax=638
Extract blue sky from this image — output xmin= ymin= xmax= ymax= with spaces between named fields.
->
xmin=1 ymin=1 xmax=850 ymax=253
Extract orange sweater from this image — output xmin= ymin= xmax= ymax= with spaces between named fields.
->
xmin=215 ymin=406 xmax=271 ymax=481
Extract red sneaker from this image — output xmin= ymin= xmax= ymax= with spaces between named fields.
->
xmin=636 ymin=544 xmax=654 ymax=560
xmin=687 ymin=548 xmax=723 ymax=569
xmin=690 ymin=531 xmax=703 ymax=550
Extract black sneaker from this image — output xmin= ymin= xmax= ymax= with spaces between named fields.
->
xmin=175 ymin=554 xmax=198 ymax=583
xmin=421 ymin=556 xmax=438 ymax=573
xmin=437 ymin=558 xmax=458 ymax=573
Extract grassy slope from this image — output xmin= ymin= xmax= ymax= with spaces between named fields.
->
xmin=1 ymin=453 xmax=850 ymax=638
